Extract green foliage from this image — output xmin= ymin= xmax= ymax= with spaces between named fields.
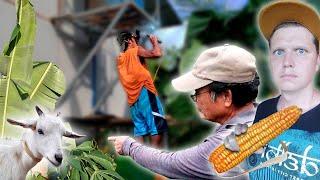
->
xmin=27 ymin=172 xmax=47 ymax=180
xmin=0 ymin=0 xmax=65 ymax=137
xmin=179 ymin=40 xmax=207 ymax=74
xmin=46 ymin=141 xmax=124 ymax=180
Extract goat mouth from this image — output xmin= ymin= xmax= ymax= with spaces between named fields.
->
xmin=47 ymin=157 xmax=61 ymax=167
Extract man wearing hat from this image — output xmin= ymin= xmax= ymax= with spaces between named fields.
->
xmin=116 ymin=30 xmax=168 ymax=147
xmin=109 ymin=44 xmax=260 ymax=179
xmin=225 ymin=1 xmax=320 ymax=179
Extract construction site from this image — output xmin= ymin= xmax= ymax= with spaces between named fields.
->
xmin=1 ymin=0 xmax=319 ymax=179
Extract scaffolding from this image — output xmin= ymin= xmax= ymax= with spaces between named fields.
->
xmin=49 ymin=1 xmax=182 ymax=141
xmin=52 ymin=2 xmax=159 ymax=109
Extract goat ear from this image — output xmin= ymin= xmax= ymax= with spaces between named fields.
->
xmin=63 ymin=130 xmax=85 ymax=138
xmin=7 ymin=119 xmax=36 ymax=130
xmin=35 ymin=106 xmax=44 ymax=117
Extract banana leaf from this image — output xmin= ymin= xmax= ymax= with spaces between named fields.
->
xmin=28 ymin=61 xmax=65 ymax=110
xmin=3 ymin=0 xmax=36 ymax=84
xmin=3 ymin=62 xmax=66 ymax=137
xmin=0 ymin=0 xmax=65 ymax=138
xmin=0 ymin=0 xmax=36 ymax=137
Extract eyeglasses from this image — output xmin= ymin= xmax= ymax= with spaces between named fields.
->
xmin=190 ymin=90 xmax=213 ymax=102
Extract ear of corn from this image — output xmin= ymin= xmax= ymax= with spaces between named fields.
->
xmin=209 ymin=106 xmax=302 ymax=173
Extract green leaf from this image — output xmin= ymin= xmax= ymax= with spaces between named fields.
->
xmin=78 ymin=141 xmax=94 ymax=148
xmin=85 ymin=167 xmax=94 ymax=176
xmin=70 ymin=169 xmax=80 ymax=180
xmin=90 ymin=150 xmax=113 ymax=161
xmin=100 ymin=170 xmax=124 ymax=180
xmin=86 ymin=155 xmax=114 ymax=171
xmin=73 ymin=141 xmax=95 ymax=152
xmin=186 ymin=11 xmax=213 ymax=42
xmin=81 ymin=156 xmax=100 ymax=171
xmin=68 ymin=157 xmax=82 ymax=171
xmin=11 ymin=80 xmax=29 ymax=100
xmin=8 ymin=0 xmax=36 ymax=84
xmin=3 ymin=25 xmax=21 ymax=56
xmin=0 ymin=55 xmax=10 ymax=75
xmin=179 ymin=40 xmax=207 ymax=74
xmin=0 ymin=61 xmax=66 ymax=137
xmin=57 ymin=165 xmax=69 ymax=179
xmin=99 ymin=173 xmax=114 ymax=180
xmin=27 ymin=62 xmax=65 ymax=110
xmin=0 ymin=0 xmax=36 ymax=137
xmin=79 ymin=170 xmax=89 ymax=180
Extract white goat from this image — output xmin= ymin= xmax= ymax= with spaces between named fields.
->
xmin=0 ymin=106 xmax=84 ymax=180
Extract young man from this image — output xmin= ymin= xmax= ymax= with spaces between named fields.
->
xmin=116 ymin=30 xmax=168 ymax=147
xmin=109 ymin=44 xmax=260 ymax=179
xmin=226 ymin=1 xmax=320 ymax=179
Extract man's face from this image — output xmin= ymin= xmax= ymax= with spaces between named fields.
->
xmin=128 ymin=37 xmax=137 ymax=47
xmin=194 ymin=86 xmax=226 ymax=122
xmin=269 ymin=26 xmax=320 ymax=92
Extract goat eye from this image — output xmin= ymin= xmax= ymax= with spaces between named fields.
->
xmin=37 ymin=129 xmax=44 ymax=135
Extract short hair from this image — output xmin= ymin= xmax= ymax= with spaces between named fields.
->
xmin=117 ymin=31 xmax=133 ymax=51
xmin=268 ymin=22 xmax=319 ymax=54
xmin=117 ymin=30 xmax=141 ymax=51
xmin=208 ymin=73 xmax=260 ymax=108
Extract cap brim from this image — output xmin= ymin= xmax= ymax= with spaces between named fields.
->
xmin=171 ymin=71 xmax=212 ymax=92
xmin=259 ymin=0 xmax=320 ymax=41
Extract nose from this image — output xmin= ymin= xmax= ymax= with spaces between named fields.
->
xmin=283 ymin=52 xmax=295 ymax=68
xmin=55 ymin=153 xmax=63 ymax=164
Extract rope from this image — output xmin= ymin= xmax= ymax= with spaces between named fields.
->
xmin=153 ymin=61 xmax=162 ymax=82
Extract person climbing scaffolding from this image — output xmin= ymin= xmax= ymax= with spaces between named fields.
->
xmin=116 ymin=30 xmax=168 ymax=147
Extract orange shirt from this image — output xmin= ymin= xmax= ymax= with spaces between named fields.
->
xmin=117 ymin=46 xmax=157 ymax=106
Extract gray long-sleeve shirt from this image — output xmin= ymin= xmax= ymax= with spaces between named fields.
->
xmin=122 ymin=107 xmax=256 ymax=179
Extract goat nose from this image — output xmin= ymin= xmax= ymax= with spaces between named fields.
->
xmin=55 ymin=154 xmax=63 ymax=163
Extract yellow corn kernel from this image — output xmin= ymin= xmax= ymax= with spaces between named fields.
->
xmin=209 ymin=106 xmax=302 ymax=173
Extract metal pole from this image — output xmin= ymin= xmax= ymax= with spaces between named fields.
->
xmin=57 ymin=4 xmax=128 ymax=107
xmin=130 ymin=2 xmax=158 ymax=25
xmin=155 ymin=0 xmax=161 ymax=25
xmin=52 ymin=3 xmax=127 ymax=21
xmin=92 ymin=79 xmax=118 ymax=113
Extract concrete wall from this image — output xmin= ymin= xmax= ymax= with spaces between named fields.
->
xmin=95 ymin=37 xmax=129 ymax=117
xmin=0 ymin=0 xmax=119 ymax=117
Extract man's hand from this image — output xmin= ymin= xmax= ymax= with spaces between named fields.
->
xmin=108 ymin=136 xmax=130 ymax=155
xmin=224 ymin=123 xmax=248 ymax=152
xmin=224 ymin=123 xmax=265 ymax=154
xmin=148 ymin=35 xmax=159 ymax=45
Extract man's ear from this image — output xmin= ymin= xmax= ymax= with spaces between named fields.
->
xmin=224 ymin=90 xmax=232 ymax=107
